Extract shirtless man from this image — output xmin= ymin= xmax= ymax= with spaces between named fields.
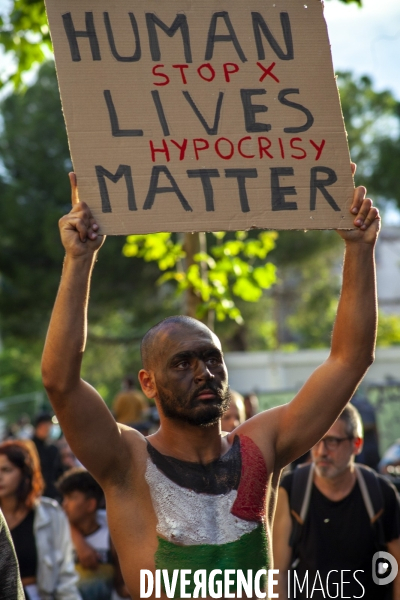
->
xmin=42 ymin=171 xmax=380 ymax=599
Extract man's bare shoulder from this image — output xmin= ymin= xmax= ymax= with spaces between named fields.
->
xmin=103 ymin=424 xmax=150 ymax=490
xmin=226 ymin=405 xmax=286 ymax=473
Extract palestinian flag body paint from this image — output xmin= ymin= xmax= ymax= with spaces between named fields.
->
xmin=145 ymin=435 xmax=269 ymax=596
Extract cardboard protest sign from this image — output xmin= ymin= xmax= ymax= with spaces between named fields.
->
xmin=45 ymin=0 xmax=354 ymax=235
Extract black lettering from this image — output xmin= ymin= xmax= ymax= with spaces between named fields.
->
xmin=103 ymin=90 xmax=143 ymax=137
xmin=146 ymin=14 xmax=192 ymax=63
xmin=183 ymin=91 xmax=224 ymax=136
xmin=205 ymin=12 xmax=247 ymax=63
xmin=240 ymin=89 xmax=271 ymax=133
xmin=225 ymin=169 xmax=258 ymax=213
xmin=151 ymin=91 xmax=170 ymax=137
xmin=144 ymin=166 xmax=192 ymax=211
xmin=271 ymin=167 xmax=297 ymax=211
xmin=95 ymin=165 xmax=136 ymax=213
xmin=103 ymin=12 xmax=141 ymax=62
xmin=251 ymin=12 xmax=293 ymax=61
xmin=187 ymin=169 xmax=220 ymax=211
xmin=62 ymin=12 xmax=101 ymax=62
xmin=278 ymin=89 xmax=314 ymax=133
xmin=310 ymin=167 xmax=340 ymax=211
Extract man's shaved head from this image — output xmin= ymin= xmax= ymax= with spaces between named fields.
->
xmin=140 ymin=315 xmax=218 ymax=371
xmin=140 ymin=316 xmax=229 ymax=426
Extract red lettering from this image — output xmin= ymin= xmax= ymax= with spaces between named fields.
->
xmin=290 ymin=137 xmax=307 ymax=160
xmin=310 ymin=139 xmax=326 ymax=161
xmin=215 ymin=138 xmax=234 ymax=160
xmin=152 ymin=64 xmax=170 ymax=86
xmin=193 ymin=138 xmax=210 ymax=160
xmin=150 ymin=139 xmax=170 ymax=162
xmin=197 ymin=63 xmax=216 ymax=82
xmin=278 ymin=138 xmax=285 ymax=159
xmin=173 ymin=64 xmax=189 ymax=84
xmin=223 ymin=62 xmax=240 ymax=83
xmin=257 ymin=61 xmax=279 ymax=83
xmin=238 ymin=137 xmax=255 ymax=159
xmin=258 ymin=137 xmax=273 ymax=159
xmin=171 ymin=139 xmax=188 ymax=161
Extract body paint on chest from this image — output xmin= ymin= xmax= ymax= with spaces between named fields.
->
xmin=145 ymin=435 xmax=269 ymax=597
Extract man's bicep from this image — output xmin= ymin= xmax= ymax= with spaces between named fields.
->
xmin=48 ymin=379 xmax=128 ymax=482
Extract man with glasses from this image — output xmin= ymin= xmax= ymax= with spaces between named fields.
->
xmin=273 ymin=404 xmax=400 ymax=600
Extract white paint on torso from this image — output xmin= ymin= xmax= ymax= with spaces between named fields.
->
xmin=145 ymin=458 xmax=257 ymax=546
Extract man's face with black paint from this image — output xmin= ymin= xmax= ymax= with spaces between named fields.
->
xmin=151 ymin=323 xmax=230 ymax=426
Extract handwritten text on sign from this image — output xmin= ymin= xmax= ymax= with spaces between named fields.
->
xmin=45 ymin=0 xmax=354 ymax=234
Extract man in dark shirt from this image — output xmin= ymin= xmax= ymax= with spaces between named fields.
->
xmin=31 ymin=412 xmax=64 ymax=500
xmin=273 ymin=404 xmax=400 ymax=600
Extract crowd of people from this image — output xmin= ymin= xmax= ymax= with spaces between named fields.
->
xmin=0 ymin=388 xmax=258 ymax=600
xmin=0 ymin=411 xmax=130 ymax=599
xmin=2 ymin=386 xmax=400 ymax=599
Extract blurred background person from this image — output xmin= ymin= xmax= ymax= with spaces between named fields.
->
xmin=0 ymin=440 xmax=80 ymax=600
xmin=0 ymin=508 xmax=25 ymax=599
xmin=111 ymin=375 xmax=148 ymax=430
xmin=15 ymin=414 xmax=34 ymax=441
xmin=31 ymin=412 xmax=64 ymax=501
xmin=57 ymin=437 xmax=82 ymax=471
xmin=57 ymin=468 xmax=129 ymax=600
xmin=221 ymin=390 xmax=246 ymax=432
xmin=380 ymin=440 xmax=400 ymax=475
xmin=378 ymin=439 xmax=400 ymax=493
xmin=351 ymin=391 xmax=380 ymax=471
xmin=243 ymin=393 xmax=259 ymax=420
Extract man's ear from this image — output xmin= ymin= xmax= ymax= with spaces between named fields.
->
xmin=353 ymin=437 xmax=363 ymax=456
xmin=139 ymin=369 xmax=157 ymax=399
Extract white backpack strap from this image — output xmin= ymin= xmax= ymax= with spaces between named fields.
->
xmin=300 ymin=462 xmax=315 ymax=522
xmin=355 ymin=464 xmax=375 ymax=521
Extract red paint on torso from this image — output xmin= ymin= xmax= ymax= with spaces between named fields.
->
xmin=231 ymin=435 xmax=268 ymax=522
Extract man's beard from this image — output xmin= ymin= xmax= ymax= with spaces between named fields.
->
xmin=158 ymin=381 xmax=231 ymax=427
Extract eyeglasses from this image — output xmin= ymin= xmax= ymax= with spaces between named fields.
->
xmin=315 ymin=436 xmax=353 ymax=451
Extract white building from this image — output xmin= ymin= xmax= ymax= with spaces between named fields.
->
xmin=376 ymin=226 xmax=400 ymax=314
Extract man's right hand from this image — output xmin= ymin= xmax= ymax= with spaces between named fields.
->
xmin=58 ymin=172 xmax=105 ymax=257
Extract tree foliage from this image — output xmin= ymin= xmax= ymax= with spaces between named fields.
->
xmin=337 ymin=72 xmax=399 ymax=182
xmin=337 ymin=71 xmax=400 ymax=209
xmin=123 ymin=231 xmax=277 ymax=324
xmin=0 ymin=62 xmax=179 ymax=400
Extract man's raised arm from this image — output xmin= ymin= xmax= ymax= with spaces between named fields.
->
xmin=244 ymin=178 xmax=381 ymax=469
xmin=41 ymin=174 xmax=131 ymax=484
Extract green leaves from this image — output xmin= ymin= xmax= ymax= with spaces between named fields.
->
xmin=123 ymin=233 xmax=185 ymax=270
xmin=123 ymin=230 xmax=277 ymax=323
xmin=0 ymin=0 xmax=51 ymax=89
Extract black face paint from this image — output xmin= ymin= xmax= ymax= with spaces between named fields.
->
xmin=157 ymin=381 xmax=231 ymax=427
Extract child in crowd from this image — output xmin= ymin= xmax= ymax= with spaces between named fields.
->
xmin=57 ymin=468 xmax=129 ymax=600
